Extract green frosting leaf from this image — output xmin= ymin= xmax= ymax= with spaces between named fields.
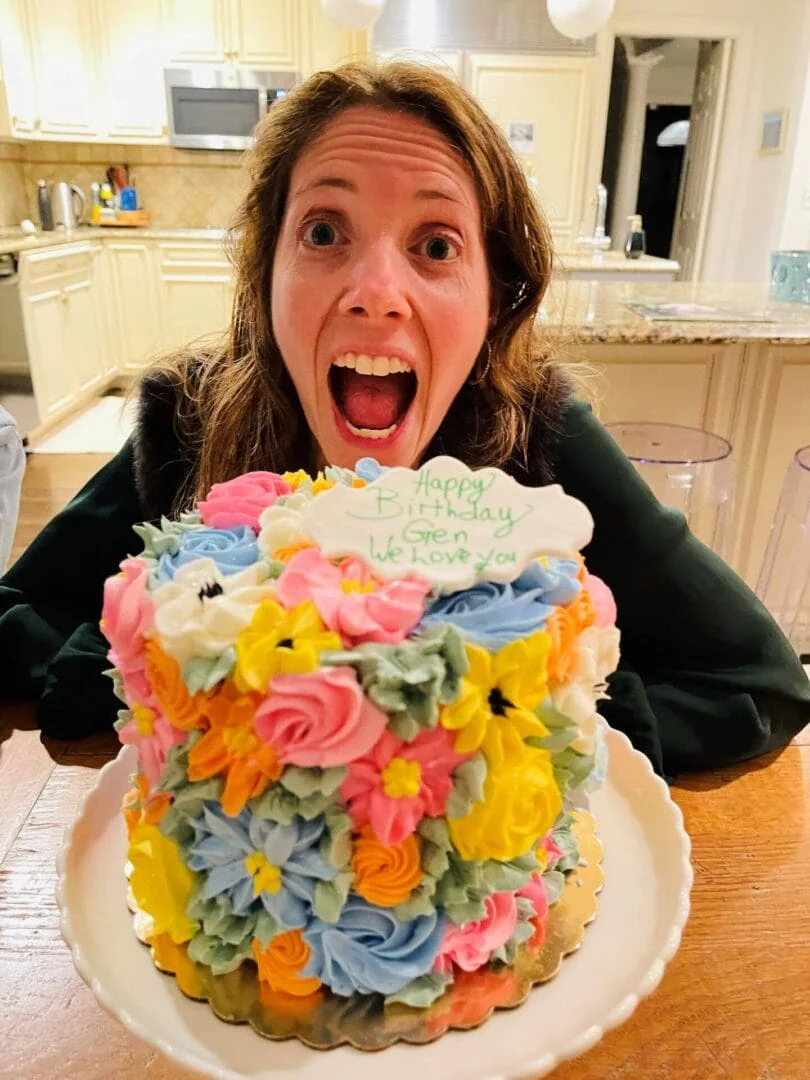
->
xmin=157 ymin=735 xmax=223 ymax=846
xmin=187 ymin=931 xmax=254 ymax=975
xmin=552 ymin=747 xmax=597 ymax=798
xmin=491 ymin=894 xmax=537 ymax=964
xmin=320 ymin=805 xmax=353 ymax=870
xmin=314 ymin=870 xmax=353 ymax=923
xmin=542 ymin=869 xmax=565 ymax=906
xmin=104 ymin=667 xmax=129 ymax=706
xmin=549 ymin=814 xmax=581 ymax=873
xmin=280 ymin=765 xmax=347 ymax=799
xmin=385 ymin=970 xmax=453 ymax=1009
xmin=113 ymin=707 xmax=132 ymax=733
xmin=132 ymin=513 xmax=204 ymax=561
xmin=445 ymin=754 xmax=487 ymax=820
xmin=434 ymin=845 xmax=538 ymax=926
xmin=183 ymin=649 xmax=236 ymax=693
xmin=254 ymin=908 xmax=281 ymax=949
xmin=324 ymin=464 xmax=357 ymax=486
xmin=248 ymin=778 xmax=340 ymax=824
xmin=263 ymin=557 xmax=287 ymax=580
xmin=393 ymin=877 xmax=438 ymax=921
xmin=322 ymin=623 xmax=468 ymax=737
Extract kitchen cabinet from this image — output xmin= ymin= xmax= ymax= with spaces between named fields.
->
xmin=18 ymin=242 xmax=107 ymax=421
xmin=157 ymin=240 xmax=234 ymax=352
xmin=162 ymin=0 xmax=229 ymax=65
xmin=96 ymin=0 xmax=167 ymax=143
xmin=106 ymin=241 xmax=165 ymax=373
xmin=163 ymin=0 xmax=297 ymax=69
xmin=0 ymin=0 xmax=38 ymax=137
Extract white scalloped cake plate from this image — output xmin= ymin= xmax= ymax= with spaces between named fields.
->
xmin=56 ymin=728 xmax=692 ymax=1080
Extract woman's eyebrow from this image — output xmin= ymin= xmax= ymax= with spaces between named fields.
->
xmin=293 ymin=177 xmax=460 ymax=204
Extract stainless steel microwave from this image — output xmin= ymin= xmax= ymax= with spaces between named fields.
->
xmin=164 ymin=67 xmax=299 ymax=150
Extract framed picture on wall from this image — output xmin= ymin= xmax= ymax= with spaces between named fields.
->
xmin=759 ymin=109 xmax=788 ymax=154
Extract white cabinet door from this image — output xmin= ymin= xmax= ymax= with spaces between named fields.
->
xmin=157 ymin=242 xmax=233 ymax=351
xmin=63 ymin=275 xmax=105 ymax=395
xmin=24 ymin=0 xmax=100 ymax=139
xmin=21 ymin=286 xmax=75 ymax=420
xmin=97 ymin=0 xmax=167 ymax=142
xmin=107 ymin=242 xmax=164 ymax=372
xmin=0 ymin=0 xmax=38 ymax=137
xmin=162 ymin=0 xmax=229 ymax=64
xmin=468 ymin=53 xmax=595 ymax=254
xmin=231 ymin=0 xmax=298 ymax=68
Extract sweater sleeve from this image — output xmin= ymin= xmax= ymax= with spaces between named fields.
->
xmin=0 ymin=439 xmax=146 ymax=739
xmin=554 ymin=398 xmax=810 ymax=778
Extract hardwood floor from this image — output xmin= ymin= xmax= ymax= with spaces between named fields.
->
xmin=9 ymin=453 xmax=113 ymax=566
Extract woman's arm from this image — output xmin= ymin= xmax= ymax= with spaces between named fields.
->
xmin=555 ymin=398 xmax=810 ymax=778
xmin=0 ymin=439 xmax=146 ymax=739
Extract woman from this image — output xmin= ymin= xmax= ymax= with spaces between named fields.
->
xmin=0 ymin=61 xmax=807 ymax=777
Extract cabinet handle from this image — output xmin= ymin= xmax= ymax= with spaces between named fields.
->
xmin=60 ymin=291 xmax=68 ymax=303
xmin=33 ymin=117 xmax=41 ymax=130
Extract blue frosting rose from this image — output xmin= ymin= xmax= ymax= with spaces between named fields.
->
xmin=302 ymin=895 xmax=446 ymax=996
xmin=353 ymin=457 xmax=388 ymax=483
xmin=155 ymin=525 xmax=259 ymax=582
xmin=419 ymin=557 xmax=583 ymax=651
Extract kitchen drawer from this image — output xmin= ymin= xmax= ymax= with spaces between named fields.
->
xmin=19 ymin=242 xmax=99 ymax=286
xmin=158 ymin=241 xmax=231 ymax=271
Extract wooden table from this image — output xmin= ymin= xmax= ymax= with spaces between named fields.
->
xmin=0 ymin=702 xmax=807 ymax=1080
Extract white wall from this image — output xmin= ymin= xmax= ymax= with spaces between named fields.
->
xmin=646 ymin=39 xmax=698 ymax=106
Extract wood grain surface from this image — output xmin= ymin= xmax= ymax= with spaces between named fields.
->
xmin=1 ymin=455 xmax=809 ymax=1080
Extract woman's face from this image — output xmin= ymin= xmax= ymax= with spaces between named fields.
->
xmin=271 ymin=105 xmax=490 ymax=469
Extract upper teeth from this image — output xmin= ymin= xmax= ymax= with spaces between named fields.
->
xmin=332 ymin=353 xmax=412 ymax=376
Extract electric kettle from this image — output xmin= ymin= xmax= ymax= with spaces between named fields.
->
xmin=51 ymin=181 xmax=87 ymax=229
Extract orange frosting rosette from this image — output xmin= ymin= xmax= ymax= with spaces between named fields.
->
xmin=252 ymin=930 xmax=322 ymax=997
xmin=351 ymin=826 xmax=424 ymax=907
xmin=122 ymin=772 xmax=172 ymax=839
xmin=546 ymin=589 xmax=597 ymax=685
xmin=145 ymin=638 xmax=211 ymax=732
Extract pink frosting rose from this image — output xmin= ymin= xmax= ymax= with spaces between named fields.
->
xmin=434 ymin=891 xmax=518 ymax=975
xmin=275 ymin=548 xmax=430 ymax=646
xmin=118 ymin=705 xmax=186 ymax=788
xmin=341 ymin=727 xmax=469 ymax=845
xmin=101 ymin=557 xmax=154 ymax=704
xmin=253 ymin=667 xmax=388 ymax=768
xmin=582 ymin=572 xmax=617 ymax=629
xmin=198 ymin=472 xmax=292 ymax=531
xmin=517 ymin=872 xmax=549 ymax=923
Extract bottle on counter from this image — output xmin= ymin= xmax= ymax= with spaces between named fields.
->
xmin=37 ymin=179 xmax=54 ymax=232
xmin=624 ymin=214 xmax=646 ymax=259
xmin=89 ymin=182 xmax=101 ymax=225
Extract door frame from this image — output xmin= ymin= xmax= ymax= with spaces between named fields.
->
xmin=584 ymin=12 xmax=756 ymax=281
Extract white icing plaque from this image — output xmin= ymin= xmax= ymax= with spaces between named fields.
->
xmin=302 ymin=456 xmax=593 ymax=591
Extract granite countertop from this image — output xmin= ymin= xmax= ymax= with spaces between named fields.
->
xmin=553 ymin=250 xmax=680 ymax=274
xmin=540 ymin=279 xmax=810 ymax=344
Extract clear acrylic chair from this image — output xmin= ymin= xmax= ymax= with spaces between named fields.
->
xmin=604 ymin=421 xmax=736 ymax=562
xmin=755 ymin=446 xmax=810 ymax=661
xmin=0 ymin=405 xmax=26 ymax=574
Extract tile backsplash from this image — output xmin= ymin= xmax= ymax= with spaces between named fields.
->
xmin=1 ymin=140 xmax=250 ymax=228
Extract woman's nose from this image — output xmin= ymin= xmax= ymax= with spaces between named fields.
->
xmin=338 ymin=242 xmax=412 ymax=321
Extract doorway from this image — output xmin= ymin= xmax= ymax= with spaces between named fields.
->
xmin=600 ymin=36 xmax=732 ymax=280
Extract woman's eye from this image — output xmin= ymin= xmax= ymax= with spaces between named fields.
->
xmin=304 ymin=221 xmax=338 ymax=247
xmin=419 ymin=234 xmax=459 ymax=262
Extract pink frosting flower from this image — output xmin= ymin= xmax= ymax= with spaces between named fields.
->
xmin=275 ymin=548 xmax=430 ymax=646
xmin=199 ymin=472 xmax=292 ymax=531
xmin=434 ymin=891 xmax=518 ymax=975
xmin=341 ymin=727 xmax=469 ymax=845
xmin=582 ymin=572 xmax=617 ymax=629
xmin=101 ymin=557 xmax=154 ymax=704
xmin=118 ymin=703 xmax=186 ymax=788
xmin=254 ymin=667 xmax=388 ymax=768
xmin=517 ymin=872 xmax=549 ymax=923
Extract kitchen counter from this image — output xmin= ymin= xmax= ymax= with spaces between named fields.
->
xmin=540 ymin=279 xmax=810 ymax=344
xmin=0 ymin=225 xmax=228 ymax=255
xmin=553 ymin=250 xmax=680 ymax=276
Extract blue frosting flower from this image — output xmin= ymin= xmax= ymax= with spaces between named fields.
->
xmin=155 ymin=525 xmax=259 ymax=582
xmin=419 ymin=557 xmax=583 ymax=651
xmin=186 ymin=803 xmax=337 ymax=928
xmin=302 ymin=895 xmax=446 ymax=997
xmin=354 ymin=457 xmax=388 ymax=483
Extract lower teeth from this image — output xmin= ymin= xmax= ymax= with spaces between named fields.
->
xmin=345 ymin=420 xmax=397 ymax=440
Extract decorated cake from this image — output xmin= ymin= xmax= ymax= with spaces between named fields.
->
xmin=101 ymin=455 xmax=620 ymax=1044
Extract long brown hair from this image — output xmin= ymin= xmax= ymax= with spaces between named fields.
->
xmin=150 ymin=58 xmax=559 ymax=510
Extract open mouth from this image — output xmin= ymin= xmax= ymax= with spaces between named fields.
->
xmin=328 ymin=352 xmax=418 ymax=441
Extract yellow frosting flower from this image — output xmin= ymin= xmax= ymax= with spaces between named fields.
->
xmin=234 ymin=598 xmax=342 ymax=693
xmin=449 ymin=727 xmax=562 ymax=862
xmin=128 ymin=821 xmax=198 ymax=944
xmin=440 ymin=632 xmax=552 ymax=757
xmin=281 ymin=469 xmax=309 ymax=490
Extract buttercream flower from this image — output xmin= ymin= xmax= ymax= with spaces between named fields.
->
xmin=434 ymin=890 xmax=517 ymax=975
xmin=550 ymin=625 xmax=621 ymax=727
xmin=144 ymin=638 xmax=211 ymax=732
xmin=302 ymin=895 xmax=446 ymax=997
xmin=353 ymin=457 xmax=388 ymax=482
xmin=251 ymin=930 xmax=322 ymax=997
xmin=517 ymin=872 xmax=550 ymax=924
xmin=234 ymin=598 xmax=342 ymax=693
xmin=546 ymin=588 xmax=597 ymax=685
xmin=582 ymin=572 xmax=617 ymax=628
xmin=341 ymin=727 xmax=468 ymax=846
xmin=128 ymin=821 xmax=198 ymax=944
xmin=199 ymin=471 xmax=292 ymax=531
xmin=101 ymin=556 xmax=154 ymax=700
xmin=419 ymin=559 xmax=578 ymax=651
xmin=118 ymin=702 xmax=186 ymax=788
xmin=275 ymin=548 xmax=431 ymax=647
xmin=439 ymin=632 xmax=551 ymax=756
xmin=253 ymin=667 xmax=387 ymax=768
xmin=449 ymin=727 xmax=562 ymax=862
xmin=187 ymin=681 xmax=281 ymax=816
xmin=152 ymin=557 xmax=272 ymax=667
xmin=257 ymin=492 xmax=315 ymax=560
xmin=122 ymin=772 xmax=172 ymax=839
xmin=351 ymin=826 xmax=424 ymax=907
xmin=187 ymin=804 xmax=337 ymax=927
xmin=155 ymin=524 xmax=259 ymax=583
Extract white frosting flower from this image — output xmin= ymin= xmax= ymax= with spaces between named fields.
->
xmin=152 ymin=556 xmax=273 ymax=665
xmin=570 ymin=708 xmax=599 ymax=756
xmin=257 ymin=492 xmax=314 ymax=558
xmin=551 ymin=626 xmax=621 ymax=744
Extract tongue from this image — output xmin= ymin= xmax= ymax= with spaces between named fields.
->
xmin=340 ymin=371 xmax=410 ymax=431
